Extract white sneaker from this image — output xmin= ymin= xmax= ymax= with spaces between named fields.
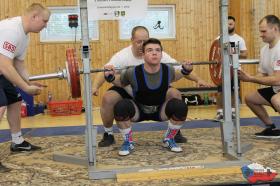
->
xmin=118 ymin=141 xmax=134 ymax=156
xmin=163 ymin=138 xmax=182 ymax=152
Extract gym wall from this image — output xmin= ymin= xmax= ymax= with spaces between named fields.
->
xmin=0 ymin=0 xmax=279 ymax=107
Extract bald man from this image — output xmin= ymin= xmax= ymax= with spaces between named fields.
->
xmin=0 ymin=3 xmax=50 ymax=172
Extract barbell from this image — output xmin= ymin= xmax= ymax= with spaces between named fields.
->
xmin=29 ymin=45 xmax=259 ymax=98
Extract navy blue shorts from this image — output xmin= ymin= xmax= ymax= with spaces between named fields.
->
xmin=0 ymin=75 xmax=22 ymax=106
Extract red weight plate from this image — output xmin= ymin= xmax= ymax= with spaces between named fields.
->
xmin=209 ymin=40 xmax=234 ymax=86
xmin=66 ymin=48 xmax=81 ymax=98
xmin=209 ymin=40 xmax=222 ymax=86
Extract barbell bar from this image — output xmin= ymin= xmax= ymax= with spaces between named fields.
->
xmin=78 ymin=61 xmax=218 ymax=74
xmin=29 ymin=60 xmax=259 ymax=81
xmin=29 ymin=47 xmax=260 ymax=98
xmin=79 ymin=60 xmax=258 ymax=74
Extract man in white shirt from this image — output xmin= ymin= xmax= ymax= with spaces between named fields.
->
xmin=0 ymin=3 xmax=50 ymax=172
xmin=238 ymin=15 xmax=280 ymax=138
xmin=214 ymin=16 xmax=248 ymax=121
xmin=93 ymin=26 xmax=210 ymax=147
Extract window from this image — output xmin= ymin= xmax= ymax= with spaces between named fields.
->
xmin=40 ymin=7 xmax=99 ymax=42
xmin=119 ymin=5 xmax=175 ymax=40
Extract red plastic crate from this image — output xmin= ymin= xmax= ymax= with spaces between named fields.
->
xmin=48 ymin=100 xmax=83 ymax=116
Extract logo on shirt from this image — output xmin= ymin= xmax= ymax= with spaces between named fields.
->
xmin=3 ymin=41 xmax=16 ymax=53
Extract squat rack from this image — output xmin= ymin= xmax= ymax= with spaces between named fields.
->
xmin=53 ymin=0 xmax=251 ymax=180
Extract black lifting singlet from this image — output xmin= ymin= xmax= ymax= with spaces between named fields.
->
xmin=134 ymin=63 xmax=170 ymax=106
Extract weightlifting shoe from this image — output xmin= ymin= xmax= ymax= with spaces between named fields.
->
xmin=98 ymin=132 xmax=115 ymax=147
xmin=118 ymin=141 xmax=134 ymax=156
xmin=0 ymin=162 xmax=11 ymax=173
xmin=255 ymin=127 xmax=280 ymax=139
xmin=10 ymin=140 xmax=41 ymax=152
xmin=174 ymin=130 xmax=187 ymax=143
xmin=163 ymin=138 xmax=182 ymax=152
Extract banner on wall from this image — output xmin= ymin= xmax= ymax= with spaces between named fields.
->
xmin=87 ymin=0 xmax=148 ymax=20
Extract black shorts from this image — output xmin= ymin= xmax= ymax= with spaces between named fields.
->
xmin=0 ymin=75 xmax=22 ymax=106
xmin=257 ymin=87 xmax=276 ymax=108
xmin=108 ymin=86 xmax=133 ymax=99
xmin=217 ymin=79 xmax=240 ymax=92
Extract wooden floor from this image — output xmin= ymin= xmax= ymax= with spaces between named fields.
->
xmin=0 ymin=104 xmax=278 ymax=130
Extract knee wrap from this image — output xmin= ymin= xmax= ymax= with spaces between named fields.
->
xmin=165 ymin=98 xmax=188 ymax=121
xmin=114 ymin=99 xmax=135 ymax=121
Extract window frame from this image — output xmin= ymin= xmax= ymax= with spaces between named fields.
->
xmin=118 ymin=4 xmax=176 ymax=40
xmin=40 ymin=6 xmax=99 ymax=42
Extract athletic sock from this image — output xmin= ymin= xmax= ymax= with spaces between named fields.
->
xmin=104 ymin=127 xmax=113 ymax=135
xmin=119 ymin=127 xmax=133 ymax=142
xmin=217 ymin=109 xmax=223 ymax=114
xmin=164 ymin=121 xmax=182 ymax=140
xmin=11 ymin=131 xmax=24 ymax=144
